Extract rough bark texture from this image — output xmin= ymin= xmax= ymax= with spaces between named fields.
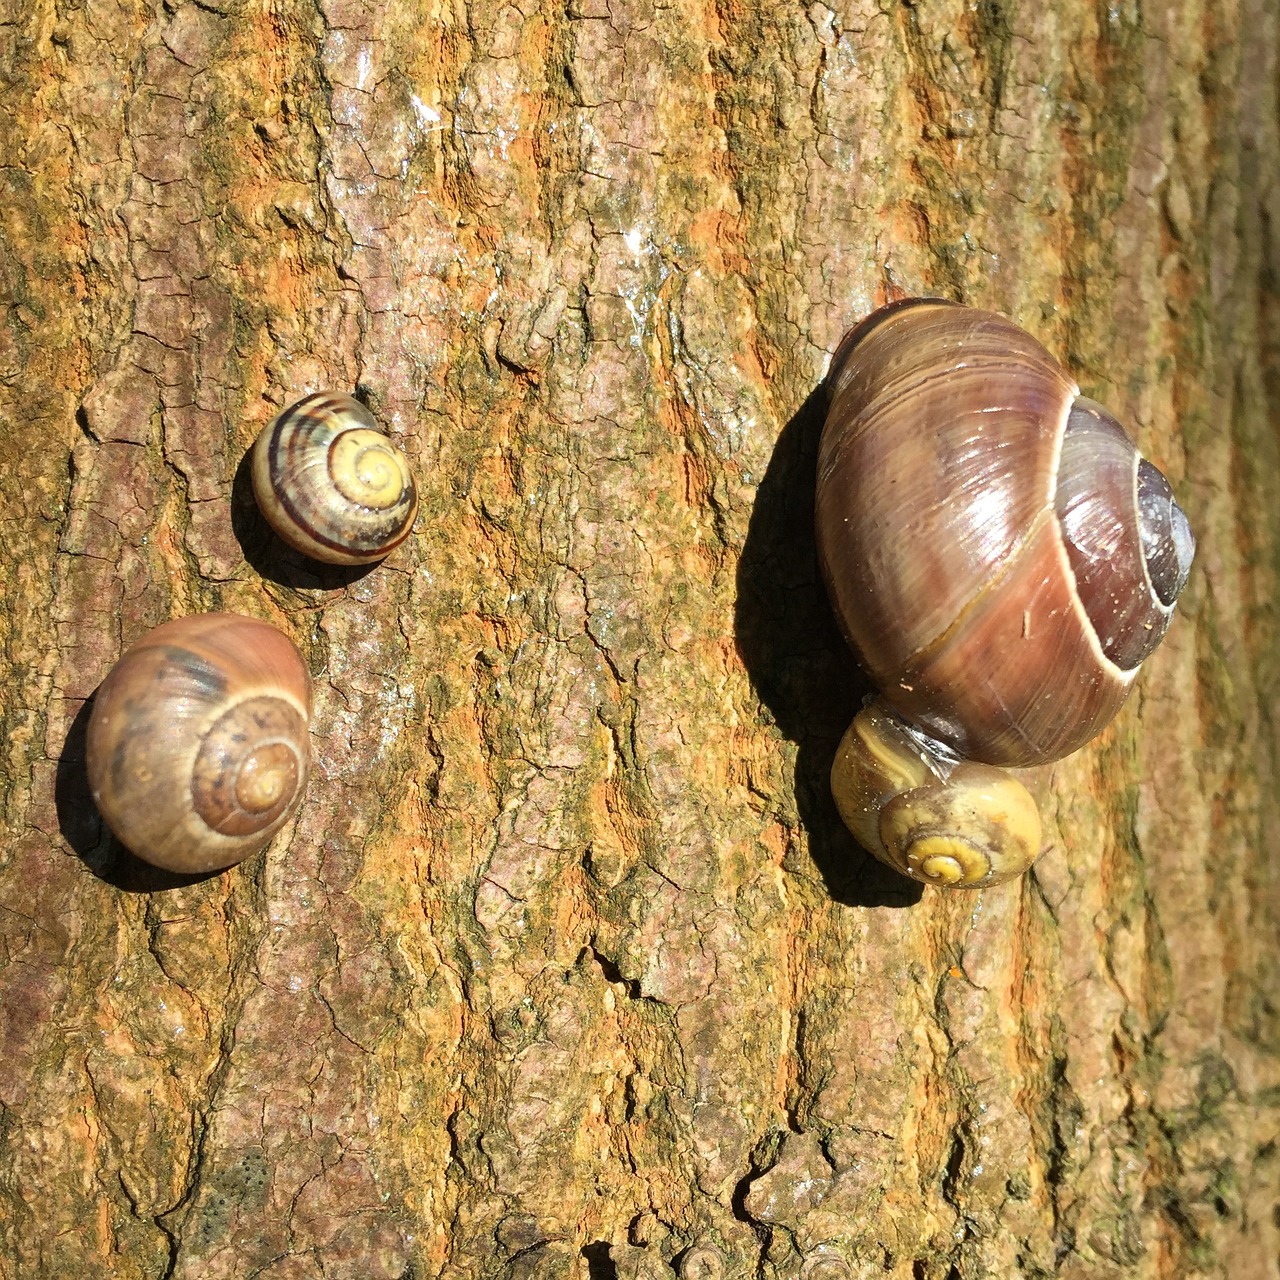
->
xmin=0 ymin=0 xmax=1276 ymax=1276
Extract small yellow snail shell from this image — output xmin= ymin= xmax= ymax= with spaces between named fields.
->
xmin=817 ymin=300 xmax=1196 ymax=888
xmin=831 ymin=704 xmax=1043 ymax=887
xmin=85 ymin=613 xmax=312 ymax=873
xmin=252 ymin=392 xmax=418 ymax=565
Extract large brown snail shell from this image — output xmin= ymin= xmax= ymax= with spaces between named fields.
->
xmin=85 ymin=613 xmax=313 ymax=873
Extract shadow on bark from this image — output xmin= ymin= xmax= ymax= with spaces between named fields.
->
xmin=581 ymin=1241 xmax=617 ymax=1278
xmin=55 ymin=694 xmax=226 ymax=893
xmin=229 ymin=448 xmax=379 ymax=591
xmin=734 ymin=383 xmax=922 ymax=909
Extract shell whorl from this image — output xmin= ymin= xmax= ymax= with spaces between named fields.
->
xmin=190 ymin=695 xmax=308 ymax=836
xmin=252 ymin=392 xmax=418 ymax=566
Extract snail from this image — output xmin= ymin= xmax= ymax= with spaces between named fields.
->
xmin=251 ymin=391 xmax=418 ymax=565
xmin=815 ymin=299 xmax=1195 ymax=888
xmin=85 ymin=612 xmax=313 ymax=873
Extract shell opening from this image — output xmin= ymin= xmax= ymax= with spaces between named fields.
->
xmin=1055 ymin=397 xmax=1194 ymax=670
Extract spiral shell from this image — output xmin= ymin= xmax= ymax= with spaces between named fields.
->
xmin=830 ymin=705 xmax=1042 ymax=888
xmin=85 ymin=613 xmax=312 ymax=873
xmin=252 ymin=392 xmax=418 ymax=565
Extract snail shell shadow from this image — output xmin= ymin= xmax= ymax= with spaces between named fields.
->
xmin=733 ymin=383 xmax=924 ymax=909
xmin=55 ymin=694 xmax=223 ymax=893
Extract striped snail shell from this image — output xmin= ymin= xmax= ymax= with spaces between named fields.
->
xmin=85 ymin=613 xmax=312 ymax=873
xmin=252 ymin=392 xmax=418 ymax=566
xmin=816 ymin=300 xmax=1196 ymax=888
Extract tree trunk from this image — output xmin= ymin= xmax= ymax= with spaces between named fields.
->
xmin=0 ymin=0 xmax=1276 ymax=1276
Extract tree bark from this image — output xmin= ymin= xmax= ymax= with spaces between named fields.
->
xmin=0 ymin=0 xmax=1276 ymax=1276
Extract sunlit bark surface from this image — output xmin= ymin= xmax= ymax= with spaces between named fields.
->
xmin=0 ymin=0 xmax=1277 ymax=1276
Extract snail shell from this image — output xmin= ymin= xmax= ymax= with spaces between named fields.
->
xmin=830 ymin=704 xmax=1043 ymax=888
xmin=816 ymin=300 xmax=1195 ymax=887
xmin=252 ymin=392 xmax=418 ymax=566
xmin=85 ymin=613 xmax=312 ymax=873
